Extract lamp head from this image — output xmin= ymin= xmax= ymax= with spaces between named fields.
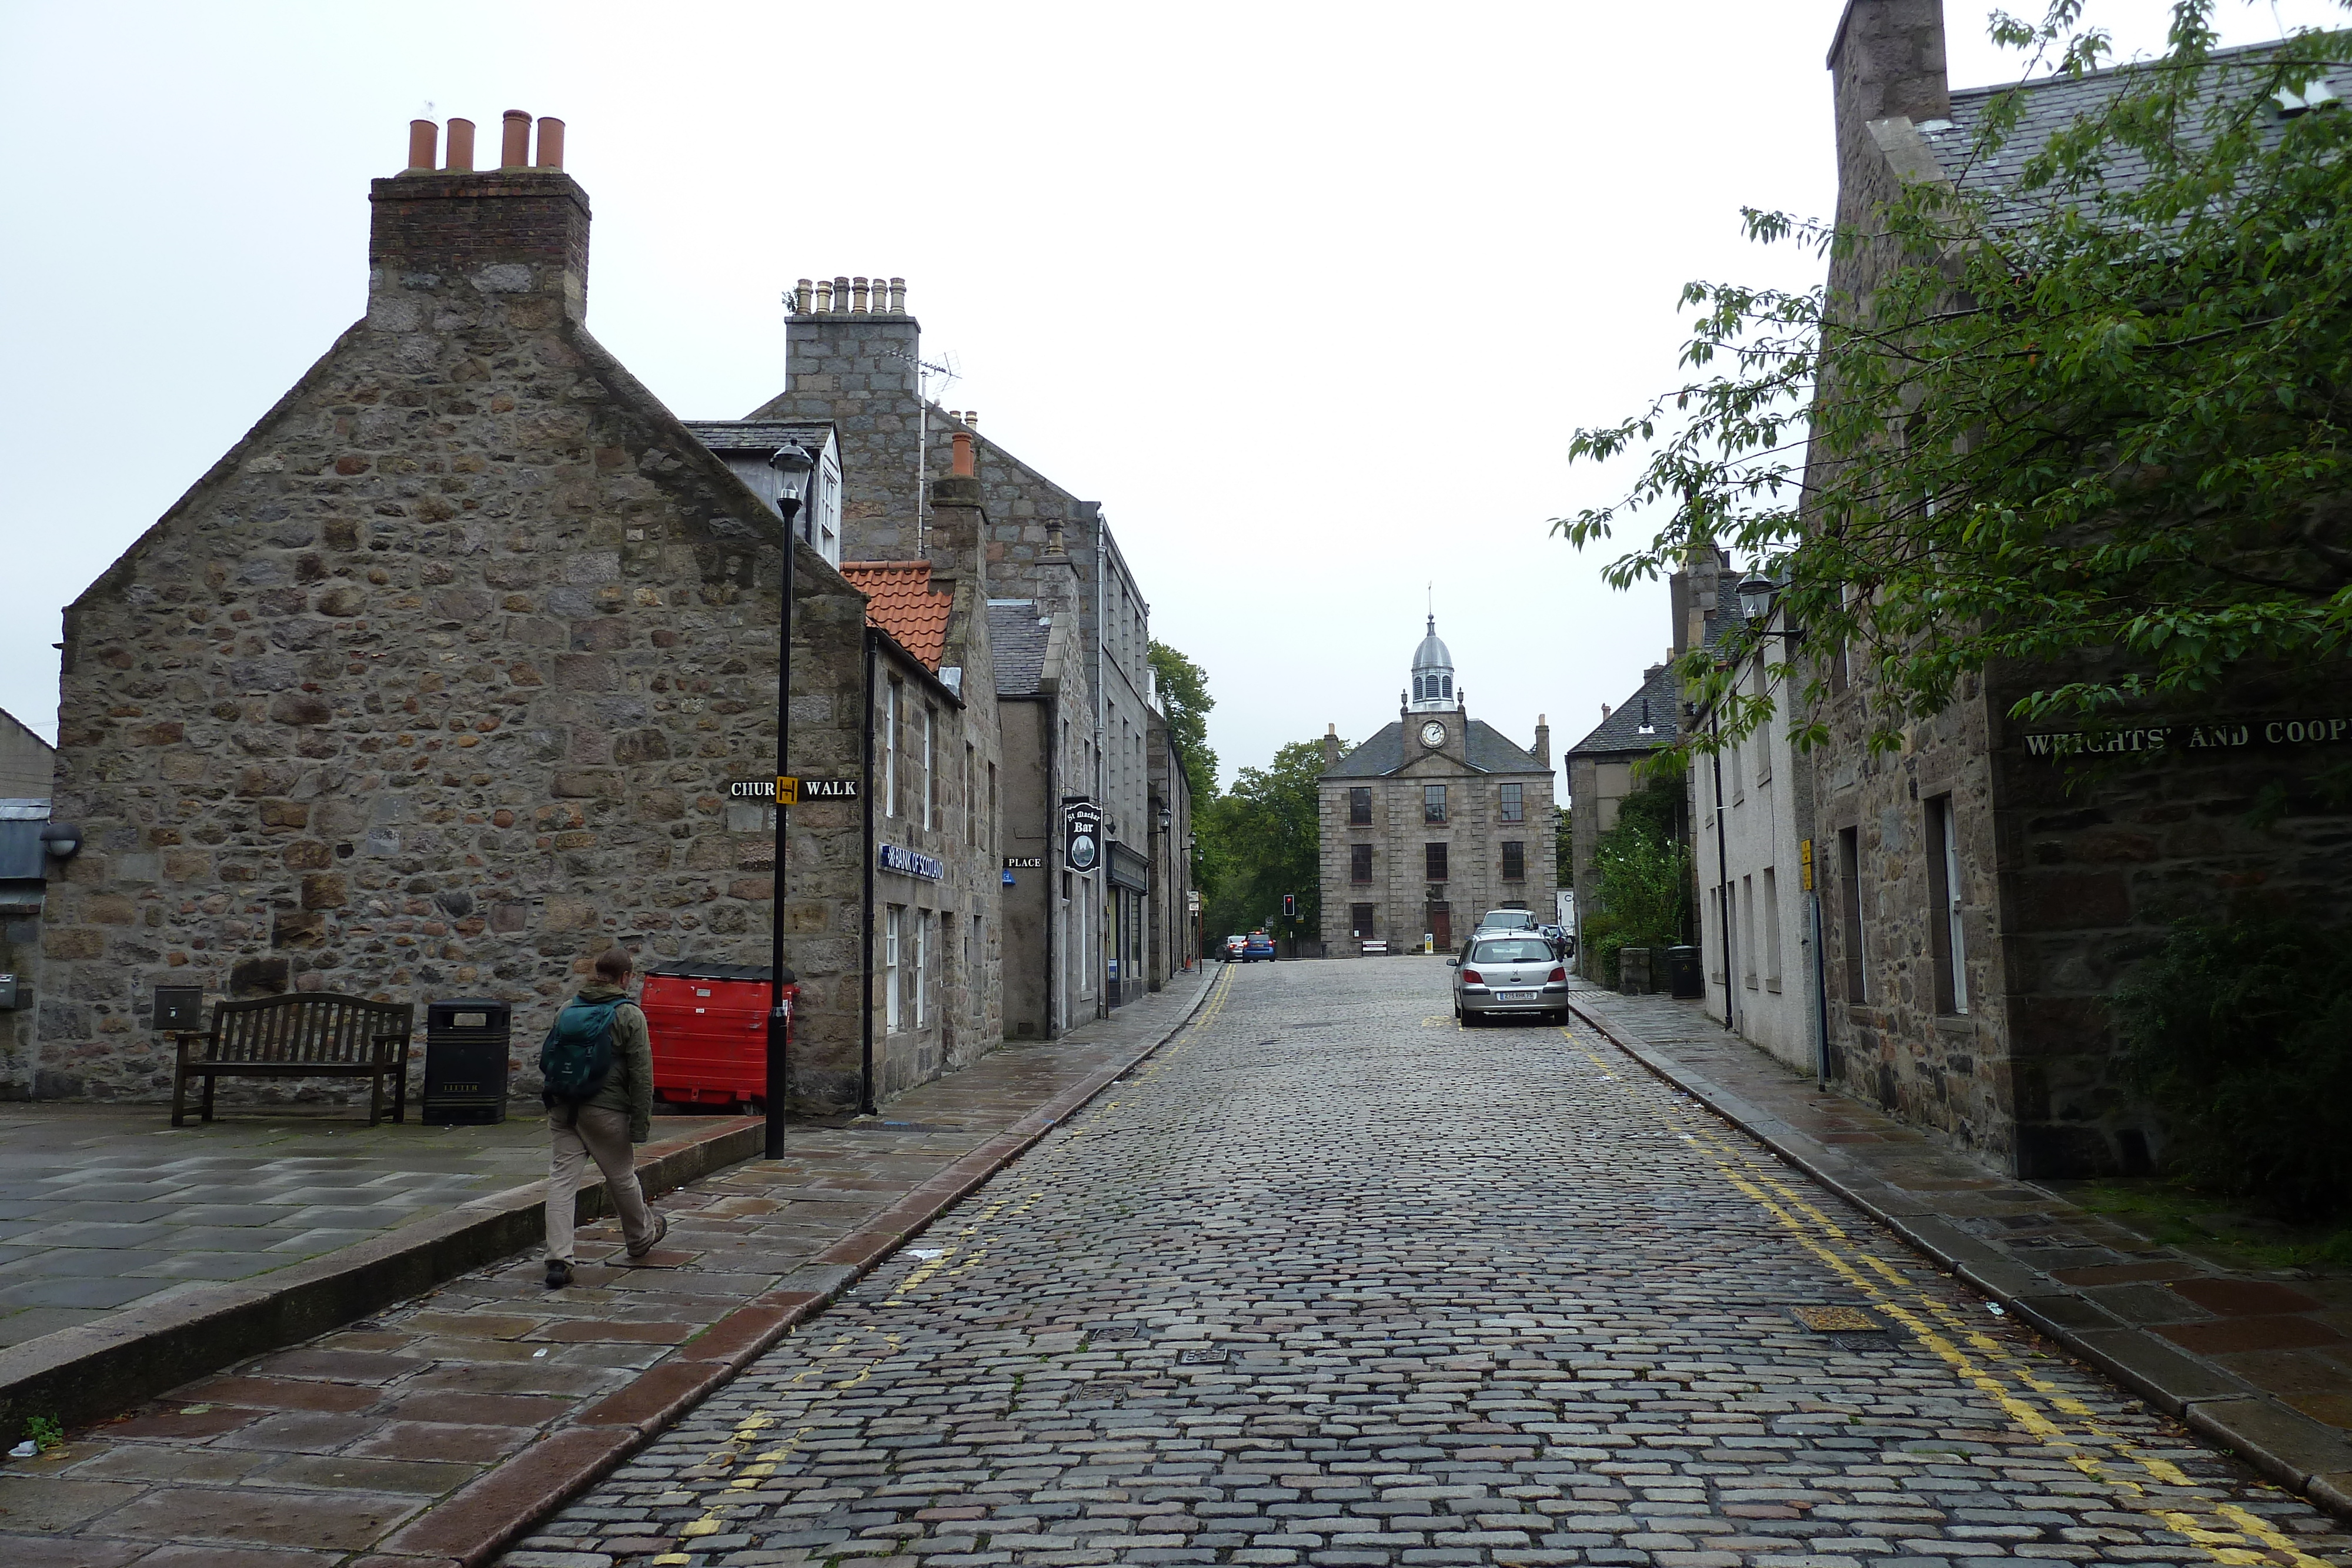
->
xmin=767 ymin=443 xmax=816 ymax=513
xmin=1735 ymin=573 xmax=1776 ymax=621
xmin=41 ymin=821 xmax=82 ymax=860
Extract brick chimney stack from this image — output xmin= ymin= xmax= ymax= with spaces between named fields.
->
xmin=1533 ymin=714 xmax=1550 ymax=770
xmin=1827 ymin=0 xmax=1950 ymax=226
xmin=926 ymin=428 xmax=987 ymax=591
xmin=369 ymin=111 xmax=589 ymax=324
xmin=1321 ymin=724 xmax=1341 ymax=770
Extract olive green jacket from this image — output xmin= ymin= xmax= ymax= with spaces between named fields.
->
xmin=572 ymin=984 xmax=655 ymax=1143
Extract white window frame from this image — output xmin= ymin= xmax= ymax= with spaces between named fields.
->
xmin=914 ymin=910 xmax=930 ymax=1028
xmin=1941 ymin=799 xmax=1969 ymax=1014
xmin=883 ymin=678 xmax=900 ymax=819
xmin=885 ymin=905 xmax=902 ymax=1031
xmin=922 ymin=705 xmax=936 ymax=830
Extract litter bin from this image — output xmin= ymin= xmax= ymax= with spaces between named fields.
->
xmin=1665 ymin=945 xmax=1703 ymax=999
xmin=422 ymin=998 xmax=512 ymax=1123
xmin=640 ymin=961 xmax=797 ymax=1112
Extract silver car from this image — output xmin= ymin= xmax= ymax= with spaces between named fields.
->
xmin=1449 ymin=932 xmax=1570 ymax=1025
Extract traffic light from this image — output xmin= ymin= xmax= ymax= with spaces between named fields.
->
xmin=1282 ymin=892 xmax=1297 ymax=918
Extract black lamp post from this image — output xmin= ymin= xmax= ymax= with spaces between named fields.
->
xmin=764 ymin=442 xmax=815 ymax=1160
xmin=1735 ymin=570 xmax=1805 ymax=641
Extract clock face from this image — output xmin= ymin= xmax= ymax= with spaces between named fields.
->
xmin=1419 ymin=721 xmax=1447 ymax=748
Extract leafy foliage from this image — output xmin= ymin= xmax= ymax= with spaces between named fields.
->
xmin=1147 ymin=640 xmax=1218 ymax=804
xmin=1580 ymin=767 xmax=1690 ymax=985
xmin=2114 ymin=911 xmax=2352 ymax=1219
xmin=1554 ymin=805 xmax=1573 ymax=889
xmin=1200 ymin=738 xmax=1335 ymax=943
xmin=1557 ymin=1 xmax=2352 ymax=755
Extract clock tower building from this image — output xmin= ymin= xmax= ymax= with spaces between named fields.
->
xmin=1317 ymin=617 xmax=1558 ymax=954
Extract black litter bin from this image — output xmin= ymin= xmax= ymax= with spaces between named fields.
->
xmin=1665 ymin=945 xmax=1703 ymax=999
xmin=422 ymin=998 xmax=512 ymax=1124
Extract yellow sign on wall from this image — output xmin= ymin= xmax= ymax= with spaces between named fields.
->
xmin=1799 ymin=837 xmax=1815 ymax=892
xmin=774 ymin=776 xmax=800 ymax=807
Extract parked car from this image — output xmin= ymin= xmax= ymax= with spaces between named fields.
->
xmin=1242 ymin=932 xmax=1277 ymax=962
xmin=1222 ymin=934 xmax=1248 ymax=962
xmin=1475 ymin=908 xmax=1538 ymax=934
xmin=1449 ymin=932 xmax=1570 ymax=1025
xmin=1538 ymin=922 xmax=1573 ymax=959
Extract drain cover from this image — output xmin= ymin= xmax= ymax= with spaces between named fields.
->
xmin=1176 ymin=1346 xmax=1234 ymax=1365
xmin=1792 ymin=1305 xmax=1881 ymax=1333
xmin=1087 ymin=1324 xmax=1148 ymax=1341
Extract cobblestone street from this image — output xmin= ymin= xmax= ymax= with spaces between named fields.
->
xmin=510 ymin=959 xmax=2352 ymax=1568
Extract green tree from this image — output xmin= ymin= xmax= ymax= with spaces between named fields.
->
xmin=1558 ymin=2 xmax=2352 ymax=756
xmin=1579 ymin=766 xmax=1690 ymax=985
xmin=1147 ymin=641 xmax=1218 ymax=804
xmin=1201 ymin=737 xmax=1337 ymax=942
xmin=1554 ymin=804 xmax=1573 ymax=889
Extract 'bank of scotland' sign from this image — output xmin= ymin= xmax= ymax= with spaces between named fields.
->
xmin=878 ymin=843 xmax=945 ymax=881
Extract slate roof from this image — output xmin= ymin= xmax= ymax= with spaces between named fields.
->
xmin=680 ymin=419 xmax=836 ymax=455
xmin=1324 ymin=719 xmax=1548 ymax=780
xmin=1566 ymin=665 xmax=1683 ymax=760
xmin=1917 ymin=42 xmax=2347 ymax=227
xmin=988 ymin=602 xmax=1052 ymax=696
xmin=841 ymin=561 xmax=952 ymax=671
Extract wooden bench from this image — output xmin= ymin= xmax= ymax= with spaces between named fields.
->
xmin=1360 ymin=940 xmax=1389 ymax=955
xmin=170 ymin=992 xmax=416 ymax=1127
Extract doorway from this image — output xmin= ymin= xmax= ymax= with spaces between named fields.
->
xmin=1428 ymin=901 xmax=1452 ymax=952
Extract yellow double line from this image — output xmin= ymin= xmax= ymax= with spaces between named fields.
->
xmin=649 ymin=965 xmax=1237 ymax=1564
xmin=1567 ymin=1023 xmax=2336 ymax=1568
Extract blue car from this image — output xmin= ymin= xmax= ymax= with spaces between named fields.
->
xmin=1242 ymin=932 xmax=1276 ymax=962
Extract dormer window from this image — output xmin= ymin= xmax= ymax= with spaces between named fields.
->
xmin=2277 ymin=76 xmax=2341 ymax=116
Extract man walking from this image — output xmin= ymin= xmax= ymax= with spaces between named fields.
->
xmin=541 ymin=945 xmax=666 ymax=1289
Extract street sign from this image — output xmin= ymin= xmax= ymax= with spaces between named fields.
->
xmin=726 ymin=778 xmax=859 ymax=801
xmin=1062 ymin=797 xmax=1101 ymax=872
xmin=1002 ymin=856 xmax=1044 ymax=869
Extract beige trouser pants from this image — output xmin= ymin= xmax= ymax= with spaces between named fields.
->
xmin=544 ymin=1104 xmax=655 ymax=1263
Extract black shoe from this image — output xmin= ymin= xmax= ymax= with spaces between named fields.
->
xmin=626 ymin=1212 xmax=669 ymax=1262
xmin=544 ymin=1259 xmax=573 ymax=1289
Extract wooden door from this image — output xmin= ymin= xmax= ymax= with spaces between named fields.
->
xmin=1429 ymin=902 xmax=1452 ymax=952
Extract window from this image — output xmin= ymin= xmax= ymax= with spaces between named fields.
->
xmin=1763 ymin=865 xmax=1782 ymax=990
xmin=1351 ymin=843 xmax=1374 ymax=882
xmin=1440 ymin=674 xmax=1452 ymax=698
xmin=1729 ymin=737 xmax=1744 ymax=803
xmin=1499 ymin=783 xmax=1523 ymax=823
xmin=1927 ymin=794 xmax=1967 ymax=1014
xmin=1739 ymin=875 xmax=1757 ymax=989
xmin=1424 ymin=784 xmax=1446 ymax=824
xmin=922 ymin=706 xmax=936 ymax=829
xmin=883 ymin=678 xmax=900 ymax=817
xmin=1413 ymin=676 xmax=1425 ymax=701
xmin=885 ymin=906 xmax=903 ymax=1030
xmin=1351 ymin=903 xmax=1376 ymax=938
xmin=1349 ymin=787 xmax=1372 ymax=825
xmin=964 ymin=743 xmax=975 ymax=846
xmin=1425 ymin=842 xmax=1448 ymax=881
xmin=1501 ymin=841 xmax=1525 ymax=881
xmin=915 ymin=910 xmax=930 ymax=1027
xmin=1838 ymin=827 xmax=1866 ymax=1003
xmin=987 ymin=763 xmax=998 ymax=854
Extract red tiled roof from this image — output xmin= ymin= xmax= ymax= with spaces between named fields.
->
xmin=840 ymin=561 xmax=951 ymax=671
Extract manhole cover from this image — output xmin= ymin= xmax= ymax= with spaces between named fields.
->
xmin=1792 ymin=1305 xmax=1881 ymax=1333
xmin=1087 ymin=1325 xmax=1148 ymax=1342
xmin=1177 ymin=1346 xmax=1234 ymax=1365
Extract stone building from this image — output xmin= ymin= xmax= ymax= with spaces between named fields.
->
xmin=1799 ymin=1 xmax=2352 ymax=1175
xmin=1563 ymin=664 xmax=1682 ymax=971
xmin=28 ymin=115 xmax=998 ymax=1115
xmin=990 ymin=575 xmax=1094 ymax=1039
xmin=750 ymin=282 xmax=1175 ymax=1014
xmin=1146 ymin=708 xmax=1196 ymax=987
xmin=0 ymin=708 xmax=54 ymax=800
xmin=1318 ymin=618 xmax=1556 ymax=953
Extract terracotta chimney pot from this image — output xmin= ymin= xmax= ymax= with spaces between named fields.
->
xmin=950 ymin=430 xmax=975 ymax=478
xmin=445 ymin=118 xmax=476 ymax=172
xmin=407 ymin=119 xmax=437 ymax=172
xmin=794 ymin=277 xmax=813 ymax=313
xmin=832 ymin=275 xmax=850 ymax=313
xmin=535 ymin=116 xmax=565 ymax=169
xmin=500 ymin=110 xmax=530 ymax=169
xmin=888 ymin=276 xmax=906 ymax=312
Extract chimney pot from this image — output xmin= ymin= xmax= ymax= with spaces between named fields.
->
xmin=832 ymin=275 xmax=849 ymax=313
xmin=965 ymin=409 xmax=978 ymax=429
xmin=794 ymin=277 xmax=813 ymax=313
xmin=851 ymin=275 xmax=869 ymax=313
xmin=444 ymin=117 xmax=476 ymax=172
xmin=500 ymin=109 xmax=530 ymax=169
xmin=815 ymin=278 xmax=834 ymax=312
xmin=950 ymin=430 xmax=975 ymax=478
xmin=888 ymin=276 xmax=906 ymax=312
xmin=407 ymin=119 xmax=437 ymax=172
xmin=535 ymin=116 xmax=565 ymax=169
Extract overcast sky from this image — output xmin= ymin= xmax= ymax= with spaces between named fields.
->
xmin=2 ymin=1 xmax=2336 ymax=795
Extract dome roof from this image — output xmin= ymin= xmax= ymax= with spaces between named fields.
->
xmin=1412 ymin=615 xmax=1452 ymax=671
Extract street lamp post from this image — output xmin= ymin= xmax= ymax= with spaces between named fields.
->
xmin=764 ymin=443 xmax=815 ymax=1161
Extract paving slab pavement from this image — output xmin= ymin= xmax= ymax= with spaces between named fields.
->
xmin=0 ymin=966 xmax=1217 ymax=1567
xmin=1566 ymin=979 xmax=2352 ymax=1517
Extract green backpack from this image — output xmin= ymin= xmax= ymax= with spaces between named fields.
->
xmin=539 ymin=995 xmax=624 ymax=1104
